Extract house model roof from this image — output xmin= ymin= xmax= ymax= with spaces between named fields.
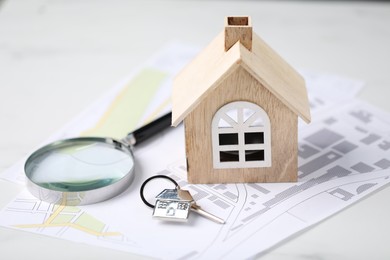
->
xmin=172 ymin=16 xmax=311 ymax=127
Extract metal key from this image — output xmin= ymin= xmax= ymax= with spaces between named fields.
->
xmin=152 ymin=186 xmax=225 ymax=224
xmin=190 ymin=203 xmax=225 ymax=224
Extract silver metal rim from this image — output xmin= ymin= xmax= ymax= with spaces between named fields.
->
xmin=24 ymin=137 xmax=135 ymax=206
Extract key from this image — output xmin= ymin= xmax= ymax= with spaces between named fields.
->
xmin=152 ymin=186 xmax=225 ymax=224
xmin=190 ymin=203 xmax=225 ymax=224
xmin=140 ymin=174 xmax=225 ymax=224
xmin=176 ymin=186 xmax=225 ymax=224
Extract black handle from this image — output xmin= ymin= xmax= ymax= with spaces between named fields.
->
xmin=128 ymin=112 xmax=172 ymax=146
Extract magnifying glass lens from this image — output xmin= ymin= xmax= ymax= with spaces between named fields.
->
xmin=25 ymin=140 xmax=134 ymax=192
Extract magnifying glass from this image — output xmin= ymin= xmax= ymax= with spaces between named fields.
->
xmin=24 ymin=112 xmax=172 ymax=206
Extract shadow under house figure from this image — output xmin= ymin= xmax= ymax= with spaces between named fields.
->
xmin=172 ymin=16 xmax=311 ymax=184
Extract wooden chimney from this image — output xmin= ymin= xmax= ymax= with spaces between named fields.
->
xmin=224 ymin=16 xmax=252 ymax=51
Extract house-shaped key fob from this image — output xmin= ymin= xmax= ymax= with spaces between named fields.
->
xmin=152 ymin=188 xmax=194 ymax=222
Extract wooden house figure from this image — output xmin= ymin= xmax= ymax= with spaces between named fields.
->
xmin=172 ymin=16 xmax=311 ymax=184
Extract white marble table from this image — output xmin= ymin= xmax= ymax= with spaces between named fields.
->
xmin=1 ymin=0 xmax=390 ymax=259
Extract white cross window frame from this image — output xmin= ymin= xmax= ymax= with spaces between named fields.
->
xmin=212 ymin=101 xmax=271 ymax=169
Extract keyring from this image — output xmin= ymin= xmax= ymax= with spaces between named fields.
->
xmin=139 ymin=175 xmax=179 ymax=208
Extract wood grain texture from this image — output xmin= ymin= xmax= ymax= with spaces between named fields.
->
xmin=185 ymin=67 xmax=298 ymax=184
xmin=241 ymin=34 xmax=311 ymax=123
xmin=172 ymin=32 xmax=241 ymax=126
xmin=224 ymin=16 xmax=252 ymax=51
xmin=172 ymin=25 xmax=310 ymax=127
xmin=174 ymin=17 xmax=309 ymax=183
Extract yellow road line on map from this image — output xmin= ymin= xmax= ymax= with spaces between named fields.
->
xmin=15 ymin=70 xmax=169 ymax=238
xmin=45 ymin=195 xmax=68 ymax=224
xmin=45 ymin=205 xmax=65 ymax=224
xmin=81 ymin=68 xmax=167 ymax=139
xmin=85 ymin=80 xmax=131 ymax=135
xmin=13 ymin=223 xmax=121 ymax=237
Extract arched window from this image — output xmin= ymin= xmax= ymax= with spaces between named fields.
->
xmin=212 ymin=101 xmax=271 ymax=169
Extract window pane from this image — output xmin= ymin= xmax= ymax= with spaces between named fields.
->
xmin=250 ymin=117 xmax=264 ymax=127
xmin=218 ymin=118 xmax=233 ymax=128
xmin=226 ymin=109 xmax=238 ymax=123
xmin=220 ymin=151 xmax=239 ymax=162
xmin=243 ymin=108 xmax=255 ymax=123
xmin=219 ymin=133 xmax=239 ymax=145
xmin=245 ymin=132 xmax=264 ymax=144
xmin=245 ymin=150 xmax=264 ymax=161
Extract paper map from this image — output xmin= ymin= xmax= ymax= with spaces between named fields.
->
xmin=1 ymin=44 xmax=389 ymax=259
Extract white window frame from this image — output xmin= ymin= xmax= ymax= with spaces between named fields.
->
xmin=212 ymin=101 xmax=271 ymax=169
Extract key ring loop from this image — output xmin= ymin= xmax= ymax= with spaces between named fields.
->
xmin=139 ymin=175 xmax=179 ymax=208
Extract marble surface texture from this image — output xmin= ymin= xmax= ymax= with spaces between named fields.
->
xmin=1 ymin=0 xmax=390 ymax=259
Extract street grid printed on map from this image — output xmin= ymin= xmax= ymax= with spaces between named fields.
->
xmin=0 ymin=43 xmax=390 ymax=259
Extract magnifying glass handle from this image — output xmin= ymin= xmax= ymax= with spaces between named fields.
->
xmin=127 ymin=112 xmax=172 ymax=146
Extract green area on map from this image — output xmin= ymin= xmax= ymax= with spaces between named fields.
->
xmin=82 ymin=68 xmax=167 ymax=139
xmin=75 ymin=212 xmax=106 ymax=232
